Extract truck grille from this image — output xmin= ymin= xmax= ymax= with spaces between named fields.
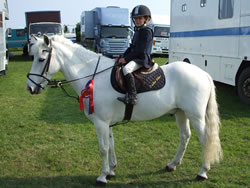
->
xmin=106 ymin=40 xmax=128 ymax=55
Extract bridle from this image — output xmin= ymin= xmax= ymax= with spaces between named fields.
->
xmin=26 ymin=45 xmax=53 ymax=90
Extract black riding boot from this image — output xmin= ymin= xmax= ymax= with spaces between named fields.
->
xmin=117 ymin=73 xmax=137 ymax=105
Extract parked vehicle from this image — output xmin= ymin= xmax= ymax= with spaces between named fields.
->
xmin=169 ymin=0 xmax=250 ymax=105
xmin=0 ymin=0 xmax=8 ymax=75
xmin=151 ymin=24 xmax=170 ymax=56
xmin=149 ymin=15 xmax=170 ymax=56
xmin=80 ymin=6 xmax=132 ymax=57
xmin=24 ymin=11 xmax=63 ymax=55
xmin=64 ymin=25 xmax=76 ymax=43
xmin=7 ymin=28 xmax=27 ymax=49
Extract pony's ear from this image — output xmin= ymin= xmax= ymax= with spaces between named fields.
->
xmin=43 ymin=35 xmax=50 ymax=47
xmin=30 ymin=35 xmax=38 ymax=45
xmin=31 ymin=34 xmax=38 ymax=41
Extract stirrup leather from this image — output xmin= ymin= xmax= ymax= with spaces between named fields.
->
xmin=117 ymin=94 xmax=137 ymax=105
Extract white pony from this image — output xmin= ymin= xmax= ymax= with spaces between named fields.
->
xmin=26 ymin=35 xmax=222 ymax=185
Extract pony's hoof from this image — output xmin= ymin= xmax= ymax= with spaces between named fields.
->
xmin=95 ymin=180 xmax=107 ymax=186
xmin=196 ymin=175 xmax=208 ymax=181
xmin=106 ymin=174 xmax=116 ymax=180
xmin=165 ymin=165 xmax=175 ymax=172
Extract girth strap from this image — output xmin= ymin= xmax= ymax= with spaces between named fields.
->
xmin=124 ymin=104 xmax=134 ymax=121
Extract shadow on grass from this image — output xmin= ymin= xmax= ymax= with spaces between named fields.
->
xmin=37 ymin=85 xmax=88 ymax=125
xmin=215 ymin=82 xmax=250 ymax=120
xmin=0 ymin=175 xmax=97 ymax=188
xmin=0 ymin=173 xmax=201 ymax=188
xmin=9 ymin=53 xmax=32 ymax=62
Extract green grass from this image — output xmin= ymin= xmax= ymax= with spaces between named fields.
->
xmin=0 ymin=53 xmax=249 ymax=187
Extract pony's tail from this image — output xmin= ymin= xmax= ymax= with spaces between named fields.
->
xmin=204 ymin=75 xmax=223 ymax=165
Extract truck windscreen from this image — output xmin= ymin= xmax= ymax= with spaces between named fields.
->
xmin=30 ymin=24 xmax=62 ymax=35
xmin=153 ymin=26 xmax=170 ymax=38
xmin=101 ymin=26 xmax=130 ymax=38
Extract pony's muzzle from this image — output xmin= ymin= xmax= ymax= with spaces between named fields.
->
xmin=26 ymin=85 xmax=42 ymax=95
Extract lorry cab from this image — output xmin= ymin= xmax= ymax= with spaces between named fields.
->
xmin=25 ymin=22 xmax=64 ymax=55
xmin=81 ymin=7 xmax=132 ymax=57
xmin=149 ymin=15 xmax=170 ymax=56
xmin=96 ymin=25 xmax=132 ymax=57
xmin=29 ymin=22 xmax=63 ymax=36
xmin=7 ymin=28 xmax=27 ymax=49
xmin=24 ymin=11 xmax=63 ymax=55
xmin=151 ymin=24 xmax=170 ymax=56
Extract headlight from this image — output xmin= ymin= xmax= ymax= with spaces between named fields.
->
xmin=100 ymin=40 xmax=105 ymax=47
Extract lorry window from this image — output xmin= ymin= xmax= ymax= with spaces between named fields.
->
xmin=153 ymin=27 xmax=169 ymax=38
xmin=16 ymin=30 xmax=25 ymax=37
xmin=200 ymin=0 xmax=207 ymax=7
xmin=0 ymin=13 xmax=2 ymax=27
xmin=101 ymin=26 xmax=130 ymax=38
xmin=218 ymin=0 xmax=234 ymax=19
xmin=81 ymin=17 xmax=85 ymax=25
xmin=7 ymin=28 xmax=12 ymax=37
xmin=30 ymin=24 xmax=62 ymax=35
xmin=182 ymin=4 xmax=187 ymax=12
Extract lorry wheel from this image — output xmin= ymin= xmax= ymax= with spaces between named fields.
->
xmin=4 ymin=64 xmax=8 ymax=75
xmin=237 ymin=67 xmax=250 ymax=105
xmin=23 ymin=44 xmax=28 ymax=56
xmin=183 ymin=58 xmax=190 ymax=64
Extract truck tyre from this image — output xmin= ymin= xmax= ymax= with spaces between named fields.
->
xmin=237 ymin=67 xmax=250 ymax=105
xmin=4 ymin=64 xmax=8 ymax=75
xmin=183 ymin=58 xmax=191 ymax=64
xmin=23 ymin=43 xmax=28 ymax=56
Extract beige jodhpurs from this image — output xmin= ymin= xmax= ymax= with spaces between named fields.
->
xmin=123 ymin=61 xmax=143 ymax=76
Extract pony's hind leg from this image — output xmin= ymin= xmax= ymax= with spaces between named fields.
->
xmin=107 ymin=127 xmax=117 ymax=179
xmin=188 ymin=117 xmax=210 ymax=180
xmin=166 ymin=110 xmax=191 ymax=171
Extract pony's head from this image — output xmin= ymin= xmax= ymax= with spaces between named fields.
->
xmin=26 ymin=35 xmax=59 ymax=94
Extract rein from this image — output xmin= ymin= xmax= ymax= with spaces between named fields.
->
xmin=27 ymin=46 xmax=116 ymax=101
xmin=48 ymin=58 xmax=114 ymax=87
xmin=48 ymin=57 xmax=116 ymax=101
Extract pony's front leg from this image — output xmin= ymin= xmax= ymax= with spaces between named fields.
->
xmin=108 ymin=127 xmax=117 ymax=179
xmin=94 ymin=119 xmax=110 ymax=185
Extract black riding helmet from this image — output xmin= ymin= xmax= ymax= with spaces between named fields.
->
xmin=131 ymin=5 xmax=151 ymax=26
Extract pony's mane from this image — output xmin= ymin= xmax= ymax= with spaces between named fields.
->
xmin=51 ymin=35 xmax=98 ymax=61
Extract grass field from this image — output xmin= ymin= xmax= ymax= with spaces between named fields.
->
xmin=0 ymin=51 xmax=249 ymax=187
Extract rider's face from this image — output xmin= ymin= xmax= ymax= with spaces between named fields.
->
xmin=134 ymin=16 xmax=147 ymax=27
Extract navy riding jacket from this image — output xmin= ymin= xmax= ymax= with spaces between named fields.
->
xmin=123 ymin=25 xmax=154 ymax=68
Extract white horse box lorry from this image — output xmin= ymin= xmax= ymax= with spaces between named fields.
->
xmin=0 ymin=0 xmax=8 ymax=75
xmin=169 ymin=0 xmax=250 ymax=104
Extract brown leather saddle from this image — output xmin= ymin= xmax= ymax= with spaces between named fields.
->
xmin=110 ymin=62 xmax=166 ymax=94
xmin=110 ymin=62 xmax=166 ymax=122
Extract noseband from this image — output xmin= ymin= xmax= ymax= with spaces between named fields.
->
xmin=27 ymin=46 xmax=53 ymax=89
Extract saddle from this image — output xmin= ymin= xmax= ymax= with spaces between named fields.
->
xmin=111 ymin=62 xmax=166 ymax=94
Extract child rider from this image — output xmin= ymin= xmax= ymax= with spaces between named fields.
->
xmin=117 ymin=5 xmax=154 ymax=105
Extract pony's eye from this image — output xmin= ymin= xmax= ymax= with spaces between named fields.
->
xmin=39 ymin=58 xmax=46 ymax=62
